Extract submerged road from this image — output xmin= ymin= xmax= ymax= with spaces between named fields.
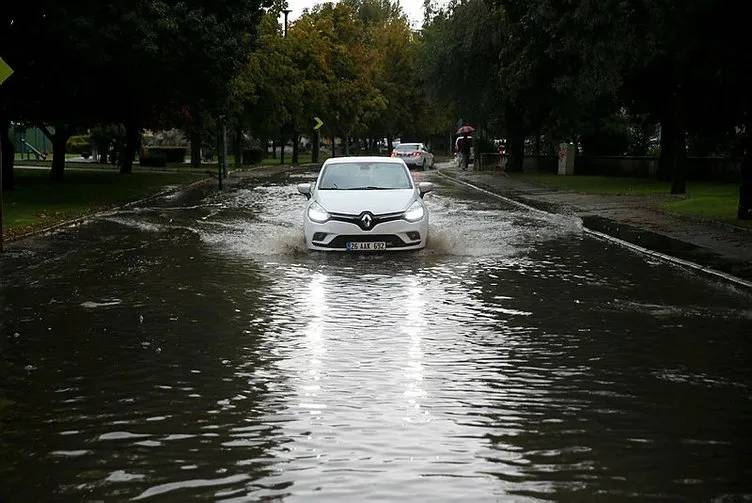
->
xmin=1 ymin=168 xmax=751 ymax=501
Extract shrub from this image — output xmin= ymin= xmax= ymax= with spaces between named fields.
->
xmin=145 ymin=146 xmax=186 ymax=163
xmin=139 ymin=152 xmax=167 ymax=167
xmin=67 ymin=135 xmax=92 ymax=157
xmin=242 ymin=147 xmax=264 ymax=165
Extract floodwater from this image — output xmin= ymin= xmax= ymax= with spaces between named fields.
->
xmin=1 ymin=170 xmax=751 ymax=501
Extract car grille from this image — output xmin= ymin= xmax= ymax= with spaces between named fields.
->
xmin=321 ymin=234 xmax=416 ymax=249
xmin=330 ymin=211 xmax=404 ymax=231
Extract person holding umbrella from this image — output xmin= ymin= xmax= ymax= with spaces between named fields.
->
xmin=456 ymin=125 xmax=474 ymax=170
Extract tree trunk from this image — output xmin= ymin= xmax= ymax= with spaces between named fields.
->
xmin=49 ymin=122 xmax=69 ymax=181
xmin=343 ymin=135 xmax=350 ymax=156
xmin=190 ymin=129 xmax=201 ymax=169
xmin=507 ymin=129 xmax=524 ymax=172
xmin=505 ymin=107 xmax=525 ymax=172
xmin=120 ymin=121 xmax=139 ymax=174
xmin=292 ymin=133 xmax=299 ymax=164
xmin=667 ymin=90 xmax=687 ymax=194
xmin=279 ymin=135 xmax=285 ymax=164
xmin=0 ymin=115 xmax=14 ymax=191
xmin=234 ymin=126 xmax=242 ymax=168
xmin=658 ymin=90 xmax=687 ymax=195
xmin=739 ymin=131 xmax=752 ymax=220
xmin=331 ymin=136 xmax=336 ymax=158
xmin=271 ymin=139 xmax=276 ymax=158
xmin=387 ymin=135 xmax=393 ymax=155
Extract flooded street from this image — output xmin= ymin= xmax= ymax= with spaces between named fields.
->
xmin=1 ymin=170 xmax=751 ymax=501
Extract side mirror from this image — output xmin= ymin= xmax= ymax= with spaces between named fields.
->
xmin=418 ymin=182 xmax=434 ymax=198
xmin=297 ymin=183 xmax=312 ymax=200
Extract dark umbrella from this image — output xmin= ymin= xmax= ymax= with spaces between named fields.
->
xmin=456 ymin=125 xmax=475 ymax=135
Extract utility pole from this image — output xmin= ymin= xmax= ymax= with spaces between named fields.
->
xmin=282 ymin=8 xmax=291 ymax=37
xmin=281 ymin=6 xmax=291 ymax=166
xmin=0 ymin=57 xmax=14 ymax=252
xmin=217 ymin=115 xmax=226 ymax=190
xmin=0 ymin=136 xmax=4 ymax=252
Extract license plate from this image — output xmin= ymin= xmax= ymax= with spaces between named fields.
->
xmin=346 ymin=241 xmax=386 ymax=251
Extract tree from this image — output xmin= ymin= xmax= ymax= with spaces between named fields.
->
xmin=0 ymin=0 xmax=269 ymax=180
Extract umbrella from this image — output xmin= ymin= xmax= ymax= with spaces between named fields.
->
xmin=456 ymin=125 xmax=475 ymax=135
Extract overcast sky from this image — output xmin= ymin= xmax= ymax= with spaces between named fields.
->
xmin=285 ymin=0 xmax=427 ymax=27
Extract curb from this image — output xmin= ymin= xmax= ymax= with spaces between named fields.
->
xmin=6 ymin=176 xmax=214 ymax=243
xmin=436 ymin=169 xmax=752 ymax=291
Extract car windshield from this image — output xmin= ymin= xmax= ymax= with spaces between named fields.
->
xmin=318 ymin=162 xmax=412 ymax=190
xmin=395 ymin=144 xmax=420 ymax=152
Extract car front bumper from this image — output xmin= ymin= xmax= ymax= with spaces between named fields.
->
xmin=304 ymin=216 xmax=429 ymax=251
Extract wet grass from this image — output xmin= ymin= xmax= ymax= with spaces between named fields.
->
xmin=516 ymin=173 xmax=670 ymax=195
xmin=2 ymin=168 xmax=205 ymax=239
xmin=515 ymin=173 xmax=750 ymax=228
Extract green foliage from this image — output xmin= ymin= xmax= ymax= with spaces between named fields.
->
xmin=231 ymin=0 xmax=440 ymax=143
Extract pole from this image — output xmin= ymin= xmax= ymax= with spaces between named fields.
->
xmin=313 ymin=129 xmax=320 ymax=163
xmin=217 ymin=117 xmax=223 ymax=190
xmin=283 ymin=9 xmax=291 ymax=37
xmin=0 ymin=135 xmax=4 ymax=252
xmin=222 ymin=121 xmax=228 ymax=177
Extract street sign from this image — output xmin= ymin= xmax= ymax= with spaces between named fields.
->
xmin=0 ymin=57 xmax=13 ymax=85
xmin=313 ymin=116 xmax=323 ymax=130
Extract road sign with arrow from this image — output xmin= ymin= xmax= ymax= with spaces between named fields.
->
xmin=313 ymin=116 xmax=323 ymax=130
xmin=0 ymin=57 xmax=13 ymax=85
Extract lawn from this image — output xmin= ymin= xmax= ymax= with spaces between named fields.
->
xmin=515 ymin=173 xmax=750 ymax=228
xmin=516 ymin=173 xmax=671 ymax=195
xmin=2 ymin=168 xmax=205 ymax=239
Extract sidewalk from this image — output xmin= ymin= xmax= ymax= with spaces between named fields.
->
xmin=438 ymin=164 xmax=752 ymax=283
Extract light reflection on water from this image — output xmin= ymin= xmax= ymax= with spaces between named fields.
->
xmin=0 ymin=174 xmax=751 ymax=501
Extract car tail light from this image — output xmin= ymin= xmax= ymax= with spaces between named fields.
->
xmin=412 ymin=151 xmax=421 ymax=157
xmin=390 ymin=151 xmax=397 ymax=157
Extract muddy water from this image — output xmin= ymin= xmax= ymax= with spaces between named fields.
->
xmin=1 ymin=171 xmax=751 ymax=501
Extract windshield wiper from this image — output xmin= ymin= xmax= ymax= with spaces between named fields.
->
xmin=350 ymin=186 xmax=395 ymax=190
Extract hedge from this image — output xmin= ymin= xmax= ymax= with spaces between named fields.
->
xmin=242 ymin=147 xmax=264 ymax=165
xmin=139 ymin=153 xmax=167 ymax=167
xmin=144 ymin=146 xmax=186 ymax=163
xmin=66 ymin=135 xmax=92 ymax=158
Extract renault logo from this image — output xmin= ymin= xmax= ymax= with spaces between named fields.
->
xmin=359 ymin=212 xmax=374 ymax=230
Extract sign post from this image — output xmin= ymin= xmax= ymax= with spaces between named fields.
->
xmin=0 ymin=57 xmax=16 ymax=252
xmin=313 ymin=116 xmax=323 ymax=163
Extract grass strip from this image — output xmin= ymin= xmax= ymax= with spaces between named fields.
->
xmin=3 ymin=168 xmax=204 ymax=239
xmin=514 ymin=173 xmax=750 ymax=228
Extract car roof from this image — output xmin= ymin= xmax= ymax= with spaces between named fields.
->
xmin=323 ymin=156 xmax=406 ymax=165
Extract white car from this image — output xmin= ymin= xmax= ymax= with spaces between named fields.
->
xmin=390 ymin=143 xmax=435 ymax=170
xmin=297 ymin=157 xmax=433 ymax=251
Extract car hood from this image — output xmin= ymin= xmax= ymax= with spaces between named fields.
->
xmin=315 ymin=189 xmax=416 ymax=215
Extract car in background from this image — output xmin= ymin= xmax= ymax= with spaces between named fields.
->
xmin=297 ymin=157 xmax=434 ymax=251
xmin=390 ymin=143 xmax=434 ymax=170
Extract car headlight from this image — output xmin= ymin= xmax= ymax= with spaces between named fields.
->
xmin=403 ymin=200 xmax=425 ymax=222
xmin=307 ymin=201 xmax=330 ymax=223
